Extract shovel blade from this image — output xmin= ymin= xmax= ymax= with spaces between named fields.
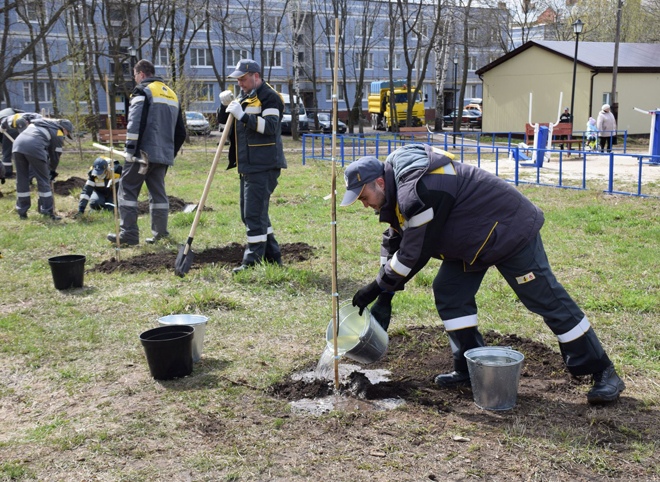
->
xmin=183 ymin=204 xmax=197 ymax=214
xmin=174 ymin=243 xmax=195 ymax=277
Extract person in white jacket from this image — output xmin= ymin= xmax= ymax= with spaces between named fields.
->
xmin=596 ymin=104 xmax=617 ymax=153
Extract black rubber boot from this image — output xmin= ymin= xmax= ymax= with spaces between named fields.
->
xmin=434 ymin=370 xmax=471 ymax=388
xmin=587 ymin=364 xmax=625 ymax=404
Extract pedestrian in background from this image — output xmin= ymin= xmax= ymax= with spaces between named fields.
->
xmin=108 ymin=59 xmax=186 ymax=246
xmin=558 ymin=107 xmax=571 ymax=150
xmin=12 ymin=118 xmax=73 ymax=220
xmin=342 ymin=144 xmax=625 ymax=405
xmin=597 ymin=104 xmax=617 ymax=153
xmin=217 ymin=59 xmax=287 ymax=273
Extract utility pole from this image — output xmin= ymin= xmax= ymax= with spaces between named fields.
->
xmin=610 ymin=0 xmax=623 ymax=120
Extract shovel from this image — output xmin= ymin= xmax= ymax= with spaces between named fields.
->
xmin=174 ymin=113 xmax=234 ymax=277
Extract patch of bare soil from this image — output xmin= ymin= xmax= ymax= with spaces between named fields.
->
xmin=52 ymin=177 xmax=209 ymax=215
xmin=266 ymin=326 xmax=657 ymax=479
xmin=90 ymin=242 xmax=315 ymax=274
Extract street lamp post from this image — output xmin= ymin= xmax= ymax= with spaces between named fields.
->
xmin=128 ymin=46 xmax=137 ymax=88
xmin=569 ymin=19 xmax=583 ymax=128
xmin=453 ymin=54 xmax=458 ymax=145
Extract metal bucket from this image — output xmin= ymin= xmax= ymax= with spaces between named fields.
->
xmin=464 ymin=346 xmax=525 ymax=411
xmin=158 ymin=314 xmax=208 ymax=363
xmin=325 ymin=302 xmax=388 ymax=364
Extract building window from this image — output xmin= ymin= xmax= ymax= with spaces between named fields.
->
xmin=226 ymin=49 xmax=248 ymax=67
xmin=356 ymin=52 xmax=374 ymax=70
xmin=469 ymin=27 xmax=478 ymax=41
xmin=264 ymin=50 xmax=282 ymax=68
xmin=191 ymin=48 xmax=212 ymax=67
xmin=22 ymin=42 xmax=46 ymax=64
xmin=325 ymin=83 xmax=344 ymax=101
xmin=18 ymin=1 xmax=41 ymax=23
xmin=24 ymin=81 xmax=51 ymax=103
xmin=383 ymin=23 xmax=401 ymax=39
xmin=156 ymin=47 xmax=169 ymax=66
xmin=264 ymin=15 xmax=279 ymax=34
xmin=468 ymin=56 xmax=477 ymax=71
xmin=385 ymin=53 xmax=401 ymax=70
xmin=194 ymin=83 xmax=214 ymax=102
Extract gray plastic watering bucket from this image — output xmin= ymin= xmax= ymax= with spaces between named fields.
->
xmin=464 ymin=346 xmax=525 ymax=411
xmin=325 ymin=302 xmax=388 ymax=364
xmin=158 ymin=314 xmax=208 ymax=363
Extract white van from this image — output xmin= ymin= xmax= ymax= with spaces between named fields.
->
xmin=280 ymin=93 xmax=309 ymax=134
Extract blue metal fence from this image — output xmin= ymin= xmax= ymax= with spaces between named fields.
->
xmin=301 ymin=131 xmax=659 ymax=198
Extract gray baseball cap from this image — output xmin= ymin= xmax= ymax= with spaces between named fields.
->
xmin=340 ymin=156 xmax=385 ymax=207
xmin=229 ymin=59 xmax=261 ymax=78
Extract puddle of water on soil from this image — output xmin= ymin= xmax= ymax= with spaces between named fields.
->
xmin=293 ymin=362 xmax=391 ymax=385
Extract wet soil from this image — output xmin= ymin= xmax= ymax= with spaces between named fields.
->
xmin=90 ymin=242 xmax=315 ymax=274
xmin=270 ymin=327 xmax=585 ymax=411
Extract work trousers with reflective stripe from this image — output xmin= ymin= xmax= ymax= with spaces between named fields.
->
xmin=14 ymin=152 xmax=54 ymax=216
xmin=117 ymin=161 xmax=169 ymax=243
xmin=432 ymin=233 xmax=611 ymax=376
xmin=239 ymin=169 xmax=281 ymax=265
xmin=2 ymin=131 xmax=16 ymax=175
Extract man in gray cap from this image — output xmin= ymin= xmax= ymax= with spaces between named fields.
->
xmin=217 ymin=59 xmax=287 ymax=273
xmin=341 ymin=144 xmax=625 ymax=405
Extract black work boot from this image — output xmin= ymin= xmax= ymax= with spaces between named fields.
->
xmin=587 ymin=364 xmax=625 ymax=404
xmin=434 ymin=370 xmax=471 ymax=388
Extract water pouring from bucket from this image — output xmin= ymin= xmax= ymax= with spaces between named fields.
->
xmin=317 ymin=301 xmax=389 ymax=379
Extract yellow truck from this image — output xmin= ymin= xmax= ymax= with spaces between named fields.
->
xmin=368 ymin=80 xmax=425 ymax=130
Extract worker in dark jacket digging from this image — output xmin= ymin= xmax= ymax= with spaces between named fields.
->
xmin=12 ymin=118 xmax=73 ymax=220
xmin=341 ymin=144 xmax=625 ymax=405
xmin=217 ymin=59 xmax=287 ymax=273
xmin=108 ymin=59 xmax=186 ymax=246
xmin=76 ymin=157 xmax=122 ymax=215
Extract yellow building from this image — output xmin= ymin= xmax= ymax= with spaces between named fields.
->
xmin=476 ymin=41 xmax=660 ymax=135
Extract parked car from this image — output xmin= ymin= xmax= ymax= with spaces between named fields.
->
xmin=443 ymin=109 xmax=482 ymax=129
xmin=280 ymin=94 xmax=309 ymax=135
xmin=185 ymin=111 xmax=211 ymax=135
xmin=315 ymin=113 xmax=347 ymax=134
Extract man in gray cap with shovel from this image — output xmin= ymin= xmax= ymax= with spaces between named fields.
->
xmin=341 ymin=144 xmax=625 ymax=405
xmin=217 ymin=59 xmax=287 ymax=273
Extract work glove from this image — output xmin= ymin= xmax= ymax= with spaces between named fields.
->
xmin=219 ymin=90 xmax=234 ymax=106
xmin=123 ymin=151 xmax=134 ymax=162
xmin=1 ymin=177 xmax=5 ymax=185
xmin=49 ymin=170 xmax=58 ymax=181
xmin=352 ymin=280 xmax=382 ymax=316
xmin=226 ymin=100 xmax=245 ymax=121
xmin=370 ymin=292 xmax=394 ymax=331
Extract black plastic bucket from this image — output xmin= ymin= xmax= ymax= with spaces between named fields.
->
xmin=139 ymin=325 xmax=194 ymax=380
xmin=48 ymin=255 xmax=86 ymax=290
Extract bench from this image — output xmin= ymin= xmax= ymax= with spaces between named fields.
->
xmin=98 ymin=129 xmax=128 ymax=145
xmin=397 ymin=126 xmax=432 ymax=140
xmin=525 ymin=123 xmax=582 ymax=155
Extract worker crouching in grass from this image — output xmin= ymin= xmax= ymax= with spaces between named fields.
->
xmin=75 ymin=157 xmax=122 ymax=217
xmin=342 ymin=144 xmax=625 ymax=405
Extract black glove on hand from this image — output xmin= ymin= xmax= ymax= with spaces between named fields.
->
xmin=352 ymin=281 xmax=382 ymax=315
xmin=0 ymin=177 xmax=5 ymax=184
xmin=370 ymin=292 xmax=394 ymax=331
xmin=49 ymin=170 xmax=58 ymax=181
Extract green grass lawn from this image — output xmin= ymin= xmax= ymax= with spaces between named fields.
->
xmin=0 ymin=135 xmax=658 ymax=480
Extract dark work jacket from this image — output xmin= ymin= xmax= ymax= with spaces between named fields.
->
xmin=217 ymin=82 xmax=286 ymax=174
xmin=376 ymin=144 xmax=544 ymax=292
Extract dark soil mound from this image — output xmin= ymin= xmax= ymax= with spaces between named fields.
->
xmin=53 ymin=176 xmax=86 ymax=196
xmin=90 ymin=242 xmax=315 ymax=274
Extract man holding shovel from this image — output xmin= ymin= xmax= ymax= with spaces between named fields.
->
xmin=342 ymin=144 xmax=625 ymax=405
xmin=217 ymin=59 xmax=287 ymax=273
xmin=107 ymin=59 xmax=186 ymax=246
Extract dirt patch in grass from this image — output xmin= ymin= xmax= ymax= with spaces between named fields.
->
xmin=52 ymin=177 xmax=209 ymax=215
xmin=264 ymin=325 xmax=656 ymax=479
xmin=89 ymin=242 xmax=315 ymax=273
